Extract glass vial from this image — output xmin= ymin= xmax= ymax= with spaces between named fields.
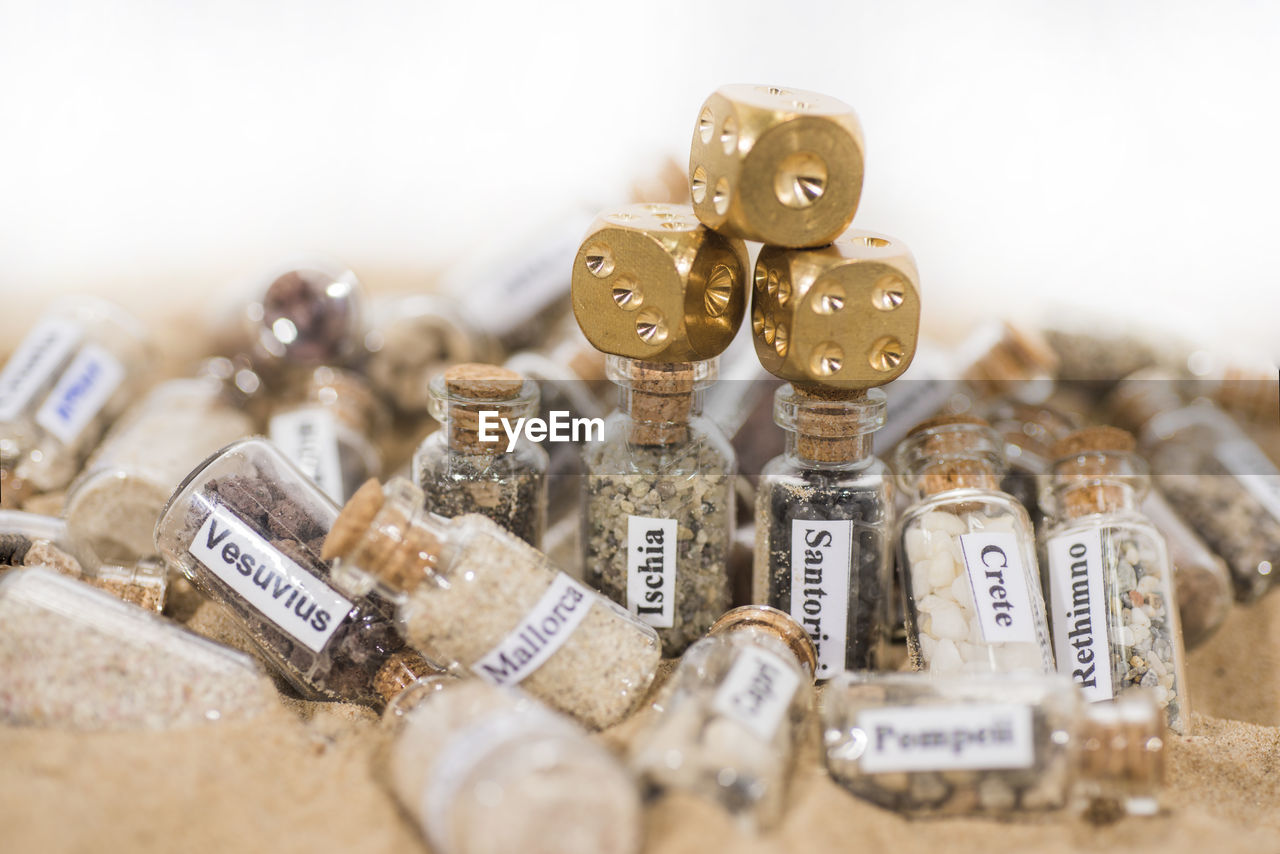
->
xmin=413 ymin=363 xmax=548 ymax=548
xmin=65 ymin=374 xmax=255 ymax=563
xmin=154 ymin=437 xmax=411 ymax=706
xmin=752 ymin=386 xmax=893 ymax=678
xmin=324 ymin=477 xmax=661 ymax=729
xmin=1112 ymin=373 xmax=1280 ymax=603
xmin=384 ymin=677 xmax=642 ymax=854
xmin=236 ymin=261 xmax=366 ymax=385
xmin=0 ymin=567 xmax=279 ymax=730
xmin=893 ymin=416 xmax=1055 ymax=675
xmin=362 ymin=293 xmax=495 ymax=416
xmin=822 ymin=671 xmax=1164 ymax=817
xmin=583 ymin=356 xmax=735 ymax=656
xmin=268 ymin=366 xmax=384 ymax=506
xmin=630 ymin=606 xmax=816 ymax=832
xmin=0 ymin=297 xmax=150 ymax=504
xmin=1040 ymin=427 xmax=1190 ymax=734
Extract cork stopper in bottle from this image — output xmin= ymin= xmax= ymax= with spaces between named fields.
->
xmin=440 ymin=363 xmax=525 ymax=453
xmin=906 ymin=414 xmax=1002 ymax=496
xmin=1077 ymin=694 xmax=1165 ymax=816
xmin=791 ymin=386 xmax=872 ymax=464
xmin=709 ymin=605 xmax=819 ymax=679
xmin=373 ymin=649 xmax=441 ymax=705
xmin=0 ymin=467 xmax=32 ymax=510
xmin=1051 ymin=427 xmax=1137 ymax=518
xmin=305 ymin=366 xmax=384 ymax=435
xmin=962 ymin=322 xmax=1059 ymax=389
xmin=323 ymin=479 xmax=440 ymax=594
xmin=1107 ymin=370 xmax=1182 ymax=434
xmin=624 ymin=361 xmax=695 ymax=446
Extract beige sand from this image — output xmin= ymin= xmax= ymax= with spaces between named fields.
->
xmin=2 ymin=589 xmax=1279 ymax=854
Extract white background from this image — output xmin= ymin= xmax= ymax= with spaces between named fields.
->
xmin=2 ymin=0 xmax=1278 ymax=353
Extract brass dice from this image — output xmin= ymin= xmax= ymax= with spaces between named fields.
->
xmin=571 ymin=203 xmax=749 ymax=362
xmin=752 ymin=230 xmax=920 ymax=389
xmin=689 ymin=85 xmax=865 ymax=248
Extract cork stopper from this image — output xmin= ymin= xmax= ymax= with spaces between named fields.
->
xmin=0 ymin=467 xmax=33 ymax=510
xmin=323 ymin=479 xmax=441 ymax=594
xmin=1050 ymin=427 xmax=1139 ymax=518
xmin=87 ymin=562 xmax=168 ymax=613
xmin=709 ymin=605 xmax=819 ymax=679
xmin=434 ymin=363 xmax=532 ymax=454
xmin=900 ymin=415 xmax=1002 ymax=496
xmin=373 ymin=649 xmax=441 ymax=705
xmin=962 ymin=322 xmax=1059 ymax=388
xmin=783 ymin=386 xmax=882 ymax=464
xmin=622 ymin=361 xmax=696 ymax=446
xmin=1108 ymin=370 xmax=1183 ymax=434
xmin=1077 ymin=693 xmax=1165 ymax=816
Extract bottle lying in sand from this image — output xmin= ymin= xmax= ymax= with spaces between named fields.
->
xmin=822 ymin=671 xmax=1164 ymax=817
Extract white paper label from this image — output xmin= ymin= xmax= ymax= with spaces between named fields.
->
xmin=1216 ymin=439 xmax=1280 ymax=523
xmin=626 ymin=515 xmax=677 ymax=628
xmin=269 ymin=407 xmax=345 ymax=504
xmin=856 ymin=703 xmax=1035 ymax=773
xmin=34 ymin=344 xmax=125 ymax=444
xmin=189 ymin=506 xmax=352 ymax=653
xmin=711 ymin=646 xmax=801 ymax=741
xmin=0 ymin=317 xmax=82 ymax=423
xmin=959 ymin=531 xmax=1037 ymax=645
xmin=789 ymin=519 xmax=852 ymax=679
xmin=472 ymin=573 xmax=595 ymax=686
xmin=1047 ymin=528 xmax=1114 ymax=702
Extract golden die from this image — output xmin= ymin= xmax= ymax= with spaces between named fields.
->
xmin=752 ymin=230 xmax=921 ymax=390
xmin=571 ymin=203 xmax=749 ymax=363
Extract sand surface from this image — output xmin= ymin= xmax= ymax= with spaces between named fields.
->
xmin=3 ymin=587 xmax=1279 ymax=854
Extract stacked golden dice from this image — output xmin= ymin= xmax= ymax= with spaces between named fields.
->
xmin=571 ymin=83 xmax=919 ymax=396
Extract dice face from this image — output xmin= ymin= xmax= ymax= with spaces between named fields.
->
xmin=689 ymin=85 xmax=865 ymax=248
xmin=752 ymin=230 xmax=920 ymax=389
xmin=571 ymin=203 xmax=749 ymax=363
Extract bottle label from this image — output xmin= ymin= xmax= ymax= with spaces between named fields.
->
xmin=34 ymin=343 xmax=125 ymax=444
xmin=189 ymin=505 xmax=352 ymax=653
xmin=472 ymin=572 xmax=595 ymax=686
xmin=626 ymin=515 xmax=677 ymax=628
xmin=1046 ymin=528 xmax=1114 ymax=702
xmin=1215 ymin=439 xmax=1280 ymax=523
xmin=269 ymin=407 xmax=345 ymax=504
xmin=0 ymin=317 xmax=82 ymax=423
xmin=959 ymin=531 xmax=1037 ymax=645
xmin=789 ymin=519 xmax=852 ymax=680
xmin=710 ymin=645 xmax=802 ymax=742
xmin=856 ymin=703 xmax=1035 ymax=773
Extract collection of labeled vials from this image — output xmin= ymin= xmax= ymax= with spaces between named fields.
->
xmin=3 ymin=84 xmax=1280 ymax=852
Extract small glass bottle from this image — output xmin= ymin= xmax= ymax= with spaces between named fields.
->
xmin=0 ymin=567 xmax=279 ymax=730
xmin=0 ymin=297 xmax=151 ymax=504
xmin=234 ymin=261 xmax=367 ymax=385
xmin=413 ymin=363 xmax=548 ymax=548
xmin=893 ymin=416 xmax=1055 ymax=675
xmin=384 ymin=676 xmax=642 ymax=854
xmin=1111 ymin=373 xmax=1280 ymax=603
xmin=362 ymin=293 xmax=496 ymax=416
xmin=752 ymin=386 xmax=893 ymax=678
xmin=268 ymin=366 xmax=384 ymax=506
xmin=822 ymin=671 xmax=1165 ymax=817
xmin=154 ymin=437 xmax=411 ymax=707
xmin=324 ymin=477 xmax=661 ymax=730
xmin=583 ymin=356 xmax=735 ymax=656
xmin=1040 ymin=427 xmax=1190 ymax=734
xmin=65 ymin=373 xmax=255 ymax=563
xmin=630 ymin=606 xmax=816 ymax=832
xmin=0 ymin=509 xmax=168 ymax=611
xmin=984 ymin=395 xmax=1233 ymax=649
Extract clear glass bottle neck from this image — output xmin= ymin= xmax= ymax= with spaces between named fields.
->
xmin=1043 ymin=451 xmax=1150 ymax=521
xmin=775 ymin=385 xmax=885 ymax=468
xmin=893 ymin=422 xmax=1006 ymax=502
